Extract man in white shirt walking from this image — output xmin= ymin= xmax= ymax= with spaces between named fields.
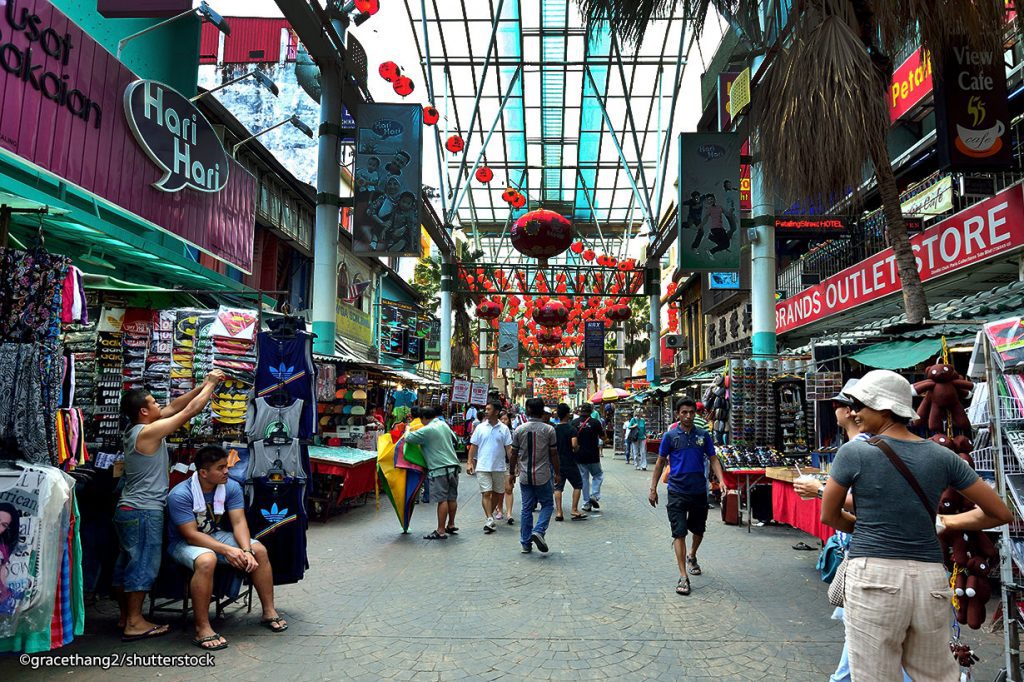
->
xmin=467 ymin=400 xmax=513 ymax=534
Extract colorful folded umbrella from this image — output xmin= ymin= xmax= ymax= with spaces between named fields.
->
xmin=376 ymin=431 xmax=427 ymax=533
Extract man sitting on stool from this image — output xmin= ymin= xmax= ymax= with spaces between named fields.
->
xmin=166 ymin=445 xmax=288 ymax=650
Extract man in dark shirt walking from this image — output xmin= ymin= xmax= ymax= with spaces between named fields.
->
xmin=572 ymin=403 xmax=605 ymax=512
xmin=649 ymin=398 xmax=724 ymax=596
xmin=510 ymin=398 xmax=559 ymax=554
xmin=553 ymin=403 xmax=586 ymax=521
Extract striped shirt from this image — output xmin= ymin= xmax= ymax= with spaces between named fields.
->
xmin=511 ymin=418 xmax=557 ymax=486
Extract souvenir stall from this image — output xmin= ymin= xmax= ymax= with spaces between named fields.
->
xmin=306 ymin=357 xmax=383 ymax=521
xmin=0 ymin=242 xmax=88 ymax=653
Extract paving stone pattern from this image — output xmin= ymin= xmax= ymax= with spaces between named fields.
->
xmin=0 ymin=451 xmax=1006 ymax=680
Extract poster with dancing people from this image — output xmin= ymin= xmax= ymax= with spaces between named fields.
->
xmin=678 ymin=133 xmax=741 ymax=271
xmin=353 ymin=104 xmax=423 ymax=256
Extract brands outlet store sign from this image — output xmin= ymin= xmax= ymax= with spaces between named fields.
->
xmin=0 ymin=0 xmax=255 ymax=271
xmin=777 ymin=184 xmax=1024 ymax=334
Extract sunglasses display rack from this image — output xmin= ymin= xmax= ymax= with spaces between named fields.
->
xmin=774 ymin=377 xmax=812 ymax=456
xmin=729 ymin=359 xmax=777 ymax=449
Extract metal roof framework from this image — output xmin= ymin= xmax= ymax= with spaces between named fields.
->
xmin=402 ymin=0 xmax=696 ymax=263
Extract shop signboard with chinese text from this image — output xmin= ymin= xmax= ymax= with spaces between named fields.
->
xmin=0 ymin=0 xmax=256 ymax=270
xmin=776 ymin=184 xmax=1024 ymax=334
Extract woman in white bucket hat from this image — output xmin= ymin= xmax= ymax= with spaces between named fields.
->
xmin=820 ymin=369 xmax=1011 ymax=681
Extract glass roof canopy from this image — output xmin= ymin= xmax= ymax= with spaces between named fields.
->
xmin=401 ymin=0 xmax=693 ymax=258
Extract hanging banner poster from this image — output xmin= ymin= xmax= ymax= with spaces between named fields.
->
xmin=678 ymin=133 xmax=741 ymax=272
xmin=470 ymin=382 xmax=489 ymax=406
xmin=584 ymin=320 xmax=605 ymax=369
xmin=353 ymin=103 xmax=423 ymax=256
xmin=498 ymin=321 xmax=519 ymax=369
xmin=451 ymin=379 xmax=471 ymax=403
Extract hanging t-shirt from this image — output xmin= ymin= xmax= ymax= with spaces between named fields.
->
xmin=249 ymin=440 xmax=305 ymax=481
xmin=246 ymin=476 xmax=307 ymax=585
xmin=253 ymin=331 xmax=316 ymax=438
xmin=392 ymin=389 xmax=417 ymax=409
xmin=245 ymin=397 xmax=304 ymax=441
xmin=165 ymin=478 xmax=245 ymax=548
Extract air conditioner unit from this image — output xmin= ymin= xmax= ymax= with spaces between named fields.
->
xmin=665 ymin=334 xmax=687 ymax=349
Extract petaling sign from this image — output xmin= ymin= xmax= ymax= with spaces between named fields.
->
xmin=890 ymin=48 xmax=933 ymax=123
xmin=776 ymin=184 xmax=1024 ymax=334
xmin=0 ymin=0 xmax=102 ymax=128
xmin=124 ymin=80 xmax=229 ymax=193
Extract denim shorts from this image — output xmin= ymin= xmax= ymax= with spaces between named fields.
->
xmin=112 ymin=507 xmax=165 ymax=592
xmin=167 ymin=530 xmax=263 ymax=569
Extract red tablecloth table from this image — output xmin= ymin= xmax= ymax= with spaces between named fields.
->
xmin=307 ymin=446 xmax=378 ymax=504
xmin=771 ymin=479 xmax=834 ymax=544
xmin=720 ymin=469 xmax=766 ymax=533
xmin=646 ymin=439 xmax=661 ymax=454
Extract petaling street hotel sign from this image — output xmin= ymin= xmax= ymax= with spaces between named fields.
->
xmin=0 ymin=0 xmax=255 ymax=271
xmin=776 ymin=184 xmax=1024 ymax=334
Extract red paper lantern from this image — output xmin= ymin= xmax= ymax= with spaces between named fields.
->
xmin=355 ymin=0 xmax=379 ymax=15
xmin=423 ymin=105 xmax=439 ymax=126
xmin=379 ymin=61 xmax=401 ymax=82
xmin=511 ymin=192 xmax=527 ymax=209
xmin=511 ymin=209 xmax=573 ymax=264
xmin=576 ymin=362 xmax=585 ymax=371
xmin=516 ymin=362 xmax=525 ymax=371
xmin=537 ymin=329 xmax=563 ymax=346
xmin=475 ymin=166 xmax=494 ymax=183
xmin=393 ymin=76 xmax=415 ymax=97
xmin=446 ymin=135 xmax=464 ymax=153
xmin=569 ymin=242 xmax=584 ymax=254
xmin=502 ymin=187 xmax=518 ymax=204
xmin=477 ymin=301 xmax=502 ymax=320
xmin=606 ymin=304 xmax=632 ymax=322
xmin=582 ymin=249 xmax=595 ymax=262
xmin=532 ymin=300 xmax=569 ymax=328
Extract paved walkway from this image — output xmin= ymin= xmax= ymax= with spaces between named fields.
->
xmin=2 ymin=451 xmax=1006 ymax=680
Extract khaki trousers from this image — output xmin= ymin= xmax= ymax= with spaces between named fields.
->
xmin=844 ymin=557 xmax=957 ymax=682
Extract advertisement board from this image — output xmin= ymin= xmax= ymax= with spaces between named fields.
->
xmin=889 ymin=48 xmax=933 ymax=123
xmin=451 ymin=379 xmax=471 ymax=403
xmin=584 ymin=320 xmax=605 ymax=369
xmin=470 ymin=382 xmax=489 ymax=406
xmin=901 ymin=175 xmax=954 ymax=217
xmin=498 ymin=321 xmax=519 ymax=369
xmin=776 ymin=184 xmax=1024 ymax=334
xmin=352 ymin=103 xmax=423 ymax=256
xmin=677 ymin=133 xmax=741 ymax=271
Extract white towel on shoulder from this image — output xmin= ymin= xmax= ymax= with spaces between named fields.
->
xmin=190 ymin=471 xmax=226 ymax=515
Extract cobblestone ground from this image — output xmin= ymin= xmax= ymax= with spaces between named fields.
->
xmin=2 ymin=450 xmax=1006 ymax=680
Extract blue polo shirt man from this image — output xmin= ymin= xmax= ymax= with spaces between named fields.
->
xmin=648 ymin=398 xmax=725 ymax=596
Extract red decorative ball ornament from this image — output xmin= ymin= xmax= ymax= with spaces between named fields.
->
xmin=537 ymin=330 xmax=562 ymax=346
xmin=511 ymin=209 xmax=573 ymax=266
xmin=511 ymin=192 xmax=527 ymax=209
xmin=516 ymin=362 xmax=525 ymax=371
xmin=502 ymin=187 xmax=517 ymax=204
xmin=606 ymin=304 xmax=632 ymax=322
xmin=582 ymin=249 xmax=595 ymax=262
xmin=393 ymin=76 xmax=415 ymax=97
xmin=569 ymin=242 xmax=584 ymax=254
xmin=475 ymin=166 xmax=494 ymax=183
xmin=355 ymin=0 xmax=379 ymax=15
xmin=476 ymin=301 xmax=502 ymax=320
xmin=379 ymin=61 xmax=401 ymax=82
xmin=576 ymin=362 xmax=585 ymax=371
xmin=423 ymin=105 xmax=439 ymax=126
xmin=446 ymin=135 xmax=464 ymax=154
xmin=531 ymin=300 xmax=569 ymax=328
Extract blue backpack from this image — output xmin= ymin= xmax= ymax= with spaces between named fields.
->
xmin=816 ymin=534 xmax=846 ymax=584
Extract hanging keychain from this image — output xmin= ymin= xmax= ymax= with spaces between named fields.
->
xmin=948 ymin=607 xmax=979 ymax=679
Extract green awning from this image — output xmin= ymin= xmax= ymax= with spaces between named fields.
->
xmin=848 ymin=339 xmax=943 ymax=370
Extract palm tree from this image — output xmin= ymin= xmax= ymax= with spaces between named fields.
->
xmin=412 ymin=252 xmax=476 ymax=376
xmin=578 ymin=0 xmax=1008 ymax=323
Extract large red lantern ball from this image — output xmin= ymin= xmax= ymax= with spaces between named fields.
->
xmin=570 ymin=241 xmax=584 ymax=254
xmin=379 ymin=61 xmax=401 ymax=82
xmin=393 ymin=76 xmax=415 ymax=97
xmin=606 ymin=304 xmax=632 ymax=322
xmin=537 ymin=329 xmax=562 ymax=346
xmin=446 ymin=135 xmax=464 ymax=154
xmin=423 ymin=105 xmax=439 ymax=126
xmin=355 ymin=0 xmax=379 ymax=15
xmin=516 ymin=362 xmax=525 ymax=371
xmin=477 ymin=301 xmax=502 ymax=320
xmin=511 ymin=209 xmax=573 ymax=265
xmin=532 ymin=300 xmax=569 ymax=328
xmin=475 ymin=166 xmax=494 ymax=183
xmin=511 ymin=192 xmax=527 ymax=209
xmin=502 ymin=187 xmax=517 ymax=203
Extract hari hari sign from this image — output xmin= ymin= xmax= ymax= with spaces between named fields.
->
xmin=0 ymin=0 xmax=255 ymax=271
xmin=124 ymin=80 xmax=228 ymax=193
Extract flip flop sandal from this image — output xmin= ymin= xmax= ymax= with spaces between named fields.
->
xmin=423 ymin=530 xmax=447 ymax=540
xmin=259 ymin=616 xmax=288 ymax=633
xmin=676 ymin=578 xmax=691 ymax=596
xmin=446 ymin=526 xmax=459 ymax=534
xmin=687 ymin=556 xmax=702 ymax=575
xmin=121 ymin=625 xmax=170 ymax=642
xmin=192 ymin=634 xmax=228 ymax=650
xmin=554 ymin=516 xmax=564 ymax=522
xmin=570 ymin=513 xmax=588 ymax=520
xmin=792 ymin=542 xmax=815 ymax=551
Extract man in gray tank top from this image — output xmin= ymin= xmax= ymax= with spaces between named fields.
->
xmin=114 ymin=370 xmax=223 ymax=642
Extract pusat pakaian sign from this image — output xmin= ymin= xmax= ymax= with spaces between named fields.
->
xmin=123 ymin=80 xmax=229 ymax=193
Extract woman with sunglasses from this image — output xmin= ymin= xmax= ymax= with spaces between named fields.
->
xmin=820 ymin=370 xmax=1011 ymax=681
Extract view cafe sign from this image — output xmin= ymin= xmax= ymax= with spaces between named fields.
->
xmin=124 ymin=80 xmax=229 ymax=193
